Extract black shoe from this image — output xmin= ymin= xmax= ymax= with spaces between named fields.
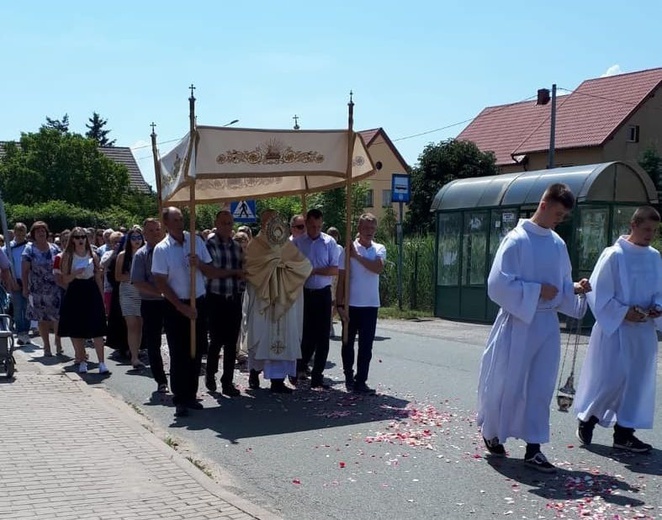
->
xmin=221 ymin=385 xmax=240 ymax=397
xmin=248 ymin=369 xmax=260 ymax=389
xmin=614 ymin=434 xmax=652 ymax=453
xmin=524 ymin=451 xmax=556 ymax=473
xmin=345 ymin=378 xmax=354 ymax=391
xmin=270 ymin=379 xmax=293 ymax=394
xmin=483 ymin=436 xmax=506 ymax=456
xmin=577 ymin=419 xmax=596 ymax=446
xmin=174 ymin=405 xmax=189 ymax=417
xmin=205 ymin=377 xmax=217 ymax=393
xmin=311 ymin=381 xmax=331 ymax=390
xmin=353 ymin=383 xmax=376 ymax=395
xmin=187 ymin=401 xmax=204 ymax=410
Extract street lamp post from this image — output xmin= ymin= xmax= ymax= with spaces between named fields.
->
xmin=537 ymin=83 xmax=557 ymax=169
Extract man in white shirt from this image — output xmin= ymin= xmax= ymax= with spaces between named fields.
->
xmin=152 ymin=207 xmax=216 ymax=418
xmin=336 ymin=213 xmax=386 ymax=394
xmin=574 ymin=206 xmax=662 ymax=453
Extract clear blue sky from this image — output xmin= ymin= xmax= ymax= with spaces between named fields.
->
xmin=2 ymin=1 xmax=661 ymax=188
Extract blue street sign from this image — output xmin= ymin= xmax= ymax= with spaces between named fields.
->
xmin=230 ymin=200 xmax=257 ymax=223
xmin=391 ymin=173 xmax=411 ymax=203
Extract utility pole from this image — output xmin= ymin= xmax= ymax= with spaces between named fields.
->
xmin=537 ymin=83 xmax=557 ymax=169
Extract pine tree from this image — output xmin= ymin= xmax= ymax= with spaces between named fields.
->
xmin=43 ymin=114 xmax=70 ymax=134
xmin=85 ymin=112 xmax=116 ymax=147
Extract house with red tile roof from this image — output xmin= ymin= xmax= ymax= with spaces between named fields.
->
xmin=358 ymin=128 xmax=409 ymax=221
xmin=457 ymin=68 xmax=662 ymax=180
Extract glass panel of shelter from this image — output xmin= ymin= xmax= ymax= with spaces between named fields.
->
xmin=436 ymin=212 xmax=461 ymax=286
xmin=462 ymin=211 xmax=488 ymax=286
xmin=577 ymin=207 xmax=609 ymax=274
xmin=488 ymin=209 xmax=518 ymax=268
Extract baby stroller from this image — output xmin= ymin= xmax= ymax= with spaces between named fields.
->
xmin=0 ymin=286 xmax=15 ymax=378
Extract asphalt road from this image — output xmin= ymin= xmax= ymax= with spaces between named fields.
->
xmin=21 ymin=319 xmax=662 ymax=519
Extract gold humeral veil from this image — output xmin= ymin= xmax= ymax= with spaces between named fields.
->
xmin=243 ymin=230 xmax=312 ymax=369
xmin=244 ymin=233 xmax=312 ymax=321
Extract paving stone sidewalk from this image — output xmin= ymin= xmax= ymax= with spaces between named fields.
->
xmin=0 ymin=353 xmax=281 ymax=520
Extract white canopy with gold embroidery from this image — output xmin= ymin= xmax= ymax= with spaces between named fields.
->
xmin=158 ymin=126 xmax=374 ymax=204
xmin=152 ymin=93 xmax=365 ymax=356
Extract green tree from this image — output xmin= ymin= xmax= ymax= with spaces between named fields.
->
xmin=119 ymin=188 xmax=158 ymax=222
xmin=85 ymin=112 xmax=116 ymax=146
xmin=196 ymin=203 xmax=222 ymax=230
xmin=0 ymin=128 xmax=130 ymax=210
xmin=376 ymin=205 xmax=397 ymax=242
xmin=256 ymin=196 xmax=303 ymax=225
xmin=406 ymin=139 xmax=498 ymax=234
xmin=306 ymin=182 xmax=368 ymax=238
xmin=43 ymin=114 xmax=69 ymax=134
xmin=639 ymin=146 xmax=662 ymax=192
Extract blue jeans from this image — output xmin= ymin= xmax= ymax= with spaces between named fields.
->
xmin=11 ymin=287 xmax=30 ymax=334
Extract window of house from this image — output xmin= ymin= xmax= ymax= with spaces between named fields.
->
xmin=382 ymin=189 xmax=392 ymax=207
xmin=627 ymin=125 xmax=640 ymax=143
xmin=365 ymin=189 xmax=374 ymax=208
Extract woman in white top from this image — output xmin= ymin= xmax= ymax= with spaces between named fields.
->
xmin=58 ymin=227 xmax=109 ymax=375
xmin=115 ymin=228 xmax=145 ymax=369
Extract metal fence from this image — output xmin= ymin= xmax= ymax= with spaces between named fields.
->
xmin=379 ymin=235 xmax=435 ymax=312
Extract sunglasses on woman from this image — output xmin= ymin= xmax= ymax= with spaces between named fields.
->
xmin=130 ymin=235 xmax=143 ymax=241
xmin=72 ymin=235 xmax=87 ymax=240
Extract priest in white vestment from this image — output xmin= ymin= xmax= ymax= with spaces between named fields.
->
xmin=244 ymin=210 xmax=312 ymax=393
xmin=574 ymin=206 xmax=662 ymax=453
xmin=477 ymin=183 xmax=590 ymax=473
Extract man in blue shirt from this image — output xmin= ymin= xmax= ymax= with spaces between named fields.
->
xmin=293 ymin=209 xmax=340 ymax=388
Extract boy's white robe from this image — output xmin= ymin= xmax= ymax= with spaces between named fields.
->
xmin=574 ymin=237 xmax=662 ymax=429
xmin=477 ymin=219 xmax=587 ymax=444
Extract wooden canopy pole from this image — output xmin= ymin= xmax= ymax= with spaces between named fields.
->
xmin=150 ymin=122 xmax=164 ymax=225
xmin=342 ymin=92 xmax=355 ymax=344
xmin=188 ymin=84 xmax=198 ymax=359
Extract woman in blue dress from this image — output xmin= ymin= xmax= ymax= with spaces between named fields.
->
xmin=21 ymin=221 xmax=61 ymax=357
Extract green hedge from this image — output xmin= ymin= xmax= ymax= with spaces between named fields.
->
xmin=5 ymin=200 xmax=142 ymax=232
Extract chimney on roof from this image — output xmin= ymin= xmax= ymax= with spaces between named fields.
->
xmin=537 ymin=88 xmax=551 ymax=105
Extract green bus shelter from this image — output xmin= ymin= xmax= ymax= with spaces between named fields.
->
xmin=431 ymin=161 xmax=658 ymax=323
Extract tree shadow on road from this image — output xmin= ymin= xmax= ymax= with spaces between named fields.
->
xmin=167 ymin=379 xmax=410 ymax=444
xmin=486 ymin=456 xmax=646 ymax=509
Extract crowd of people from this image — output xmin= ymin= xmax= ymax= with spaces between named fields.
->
xmin=7 ymin=186 xmax=653 ymax=474
xmin=0 ymin=208 xmax=387 ymax=419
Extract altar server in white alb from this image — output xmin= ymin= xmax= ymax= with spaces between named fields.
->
xmin=574 ymin=206 xmax=662 ymax=453
xmin=477 ymin=183 xmax=591 ymax=473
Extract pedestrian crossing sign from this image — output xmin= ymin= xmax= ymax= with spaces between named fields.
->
xmin=230 ymin=200 xmax=257 ymax=223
